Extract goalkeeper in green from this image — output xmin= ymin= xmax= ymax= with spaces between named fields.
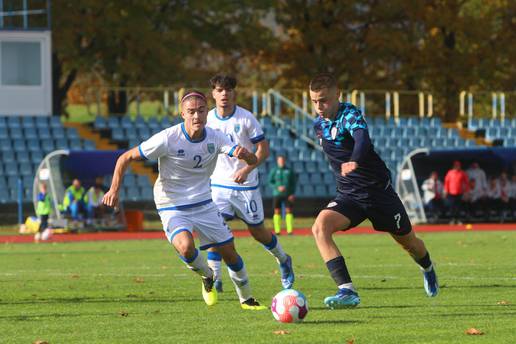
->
xmin=268 ymin=155 xmax=297 ymax=235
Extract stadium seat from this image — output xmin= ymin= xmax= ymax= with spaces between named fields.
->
xmin=121 ymin=116 xmax=134 ymax=129
xmin=7 ymin=117 xmax=21 ymax=128
xmin=10 ymin=127 xmax=23 ymax=139
xmin=38 ymin=127 xmax=51 ymax=139
xmin=66 ymin=128 xmax=79 ymax=139
xmin=310 ymin=173 xmax=323 ymax=184
xmin=123 ymin=174 xmax=136 ymax=187
xmin=305 ymin=161 xmax=317 ymax=173
xmin=24 ymin=127 xmax=38 ymax=139
xmin=126 ymin=188 xmax=140 ymax=201
xmin=16 ymin=151 xmax=30 ymax=163
xmin=49 ymin=116 xmax=62 ymax=128
xmin=0 ymin=117 xmax=6 ymax=128
xmin=55 ymin=138 xmax=68 ymax=149
xmin=108 ymin=117 xmax=120 ymax=129
xmin=0 ymin=127 xmax=7 ymax=139
xmin=138 ymin=127 xmax=151 ymax=140
xmin=314 ymin=185 xmax=327 ymax=197
xmin=35 ymin=117 xmax=49 ymax=128
xmin=293 ymin=161 xmax=304 ymax=173
xmin=136 ymin=175 xmax=150 ymax=187
xmin=300 ymin=185 xmax=315 ymax=198
xmin=112 ymin=128 xmax=124 ymax=141
xmin=83 ymin=140 xmax=96 ymax=150
xmin=147 ymin=118 xmax=160 ymax=130
xmin=141 ymin=187 xmax=153 ymax=201
xmin=31 ymin=151 xmax=44 ymax=164
xmin=4 ymin=162 xmax=18 ymax=176
xmin=160 ymin=117 xmax=172 ymax=128
xmin=69 ymin=139 xmax=82 ymax=150
xmin=19 ymin=162 xmax=32 ymax=176
xmin=41 ymin=139 xmax=55 ymax=152
xmin=51 ymin=127 xmax=65 ymax=139
xmin=22 ymin=117 xmax=35 ymax=128
xmin=298 ymin=172 xmax=309 ymax=185
xmin=13 ymin=139 xmax=27 ymax=152
xmin=125 ymin=127 xmax=137 ymax=138
xmin=2 ymin=151 xmax=15 ymax=161
xmin=94 ymin=116 xmax=107 ymax=130
xmin=134 ymin=115 xmax=146 ymax=128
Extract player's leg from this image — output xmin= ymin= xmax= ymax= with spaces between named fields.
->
xmin=272 ymin=197 xmax=283 ymax=235
xmin=236 ymin=189 xmax=295 ymax=289
xmin=369 ymin=187 xmax=439 ymax=297
xmin=160 ymin=210 xmax=217 ymax=306
xmin=312 ymin=199 xmax=364 ymax=308
xmin=207 ymin=187 xmax=235 ymax=292
xmin=215 ymin=241 xmax=266 ymax=310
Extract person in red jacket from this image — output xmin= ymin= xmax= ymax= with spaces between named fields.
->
xmin=444 ymin=160 xmax=470 ymax=224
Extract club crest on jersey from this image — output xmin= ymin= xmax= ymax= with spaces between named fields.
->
xmin=331 ymin=126 xmax=338 ymax=140
xmin=177 ymin=149 xmax=185 ymax=157
xmin=207 ymin=143 xmax=215 ymax=153
xmin=234 ymin=124 xmax=241 ymax=133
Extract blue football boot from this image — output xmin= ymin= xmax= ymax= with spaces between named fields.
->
xmin=279 ymin=254 xmax=295 ymax=289
xmin=324 ymin=288 xmax=360 ymax=309
xmin=423 ymin=265 xmax=439 ymax=297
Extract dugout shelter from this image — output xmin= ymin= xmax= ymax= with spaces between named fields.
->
xmin=396 ymin=147 xmax=516 ymax=224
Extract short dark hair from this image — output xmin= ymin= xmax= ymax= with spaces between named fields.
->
xmin=309 ymin=73 xmax=337 ymax=91
xmin=181 ymin=89 xmax=207 ymax=104
xmin=210 ymin=74 xmax=237 ymax=90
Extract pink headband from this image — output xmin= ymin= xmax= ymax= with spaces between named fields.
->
xmin=181 ymin=92 xmax=206 ymax=103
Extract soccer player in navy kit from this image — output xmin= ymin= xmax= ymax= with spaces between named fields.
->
xmin=309 ymin=73 xmax=439 ymax=309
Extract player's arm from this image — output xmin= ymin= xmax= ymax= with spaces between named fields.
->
xmin=341 ymin=128 xmax=371 ymax=176
xmin=231 ymin=145 xmax=257 ymax=166
xmin=233 ymin=140 xmax=269 ymax=183
xmin=103 ymin=147 xmax=143 ymax=208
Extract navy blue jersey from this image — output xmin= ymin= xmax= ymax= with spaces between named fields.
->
xmin=313 ymin=102 xmax=391 ymax=200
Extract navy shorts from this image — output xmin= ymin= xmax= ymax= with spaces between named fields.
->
xmin=324 ymin=185 xmax=412 ymax=236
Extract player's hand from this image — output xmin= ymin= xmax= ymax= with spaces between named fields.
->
xmin=102 ymin=189 xmax=119 ymax=209
xmin=341 ymin=161 xmax=358 ymax=176
xmin=233 ymin=168 xmax=250 ymax=184
xmin=287 ymin=195 xmax=295 ymax=203
xmin=278 ymin=186 xmax=286 ymax=192
xmin=232 ymin=146 xmax=257 ymax=165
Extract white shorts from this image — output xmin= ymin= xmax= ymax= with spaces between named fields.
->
xmin=211 ymin=186 xmax=264 ymax=226
xmin=158 ymin=202 xmax=233 ymax=250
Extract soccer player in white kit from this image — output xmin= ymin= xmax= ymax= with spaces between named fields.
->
xmin=102 ymin=90 xmax=266 ymax=310
xmin=206 ymin=75 xmax=295 ymax=292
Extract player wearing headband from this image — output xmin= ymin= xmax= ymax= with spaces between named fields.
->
xmin=103 ymin=90 xmax=267 ymax=310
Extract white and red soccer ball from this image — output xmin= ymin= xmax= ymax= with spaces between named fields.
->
xmin=271 ymin=289 xmax=308 ymax=323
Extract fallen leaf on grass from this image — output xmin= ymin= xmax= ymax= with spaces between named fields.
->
xmin=345 ymin=339 xmax=355 ymax=344
xmin=33 ymin=340 xmax=49 ymax=344
xmin=126 ymin=294 xmax=138 ymax=298
xmin=273 ymin=330 xmax=290 ymax=335
xmin=465 ymin=328 xmax=484 ymax=335
xmin=134 ymin=277 xmax=145 ymax=283
xmin=119 ymin=311 xmax=129 ymax=317
xmin=71 ymin=274 xmax=80 ymax=279
xmin=497 ymin=300 xmax=510 ymax=305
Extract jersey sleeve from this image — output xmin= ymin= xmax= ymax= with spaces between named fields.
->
xmin=138 ymin=130 xmax=168 ymax=160
xmin=341 ymin=104 xmax=368 ymax=136
xmin=215 ymin=130 xmax=238 ymax=157
xmin=247 ymin=115 xmax=265 ymax=144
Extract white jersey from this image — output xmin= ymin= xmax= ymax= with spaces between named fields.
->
xmin=207 ymin=106 xmax=265 ymax=189
xmin=138 ymin=123 xmax=237 ymax=210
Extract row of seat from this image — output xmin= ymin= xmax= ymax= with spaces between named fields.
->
xmin=0 ymin=138 xmax=96 ymax=153
xmin=0 ymin=127 xmax=79 ymax=140
xmin=0 ymin=116 xmax=63 ymax=128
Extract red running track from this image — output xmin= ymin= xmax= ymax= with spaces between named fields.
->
xmin=1 ymin=223 xmax=515 ymax=244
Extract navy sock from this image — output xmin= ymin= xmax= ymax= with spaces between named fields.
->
xmin=416 ymin=252 xmax=432 ymax=270
xmin=325 ymin=256 xmax=352 ymax=286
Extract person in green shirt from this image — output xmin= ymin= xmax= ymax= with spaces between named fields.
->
xmin=35 ymin=183 xmax=52 ymax=240
xmin=63 ymin=178 xmax=86 ymax=221
xmin=268 ymin=155 xmax=297 ymax=234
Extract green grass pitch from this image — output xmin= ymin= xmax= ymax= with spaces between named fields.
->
xmin=1 ymin=231 xmax=515 ymax=343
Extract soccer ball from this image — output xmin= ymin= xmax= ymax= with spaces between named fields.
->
xmin=271 ymin=289 xmax=308 ymax=323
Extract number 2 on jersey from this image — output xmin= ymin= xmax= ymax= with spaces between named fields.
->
xmin=193 ymin=155 xmax=203 ymax=168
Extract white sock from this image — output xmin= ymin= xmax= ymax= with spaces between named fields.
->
xmin=207 ymin=251 xmax=223 ymax=281
xmin=227 ymin=256 xmax=252 ymax=303
xmin=264 ymin=234 xmax=288 ymax=263
xmin=181 ymin=249 xmax=213 ymax=279
xmin=338 ymin=282 xmax=355 ymax=292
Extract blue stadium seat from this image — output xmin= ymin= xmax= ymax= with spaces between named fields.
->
xmin=134 ymin=116 xmax=146 ymax=128
xmin=121 ymin=116 xmax=133 ymax=129
xmin=259 ymin=117 xmax=272 ymax=128
xmin=35 ymin=117 xmax=49 ymax=127
xmin=398 ymin=137 xmax=410 ymax=148
xmin=485 ymin=127 xmax=499 ymax=140
xmin=160 ymin=117 xmax=172 ymax=128
xmin=429 ymin=117 xmax=441 ymax=127
xmin=140 ymin=187 xmax=153 ymax=201
xmin=66 ymin=128 xmax=79 ymax=139
xmin=31 ymin=151 xmax=44 ymax=164
xmin=112 ymin=128 xmax=124 ymax=141
xmin=136 ymin=175 xmax=150 ymax=187
xmin=464 ymin=140 xmax=477 ymax=147
xmin=298 ymin=149 xmax=311 ymax=161
xmin=69 ymin=139 xmax=82 ymax=150
xmin=83 ymin=140 xmax=96 ymax=150
xmin=16 ymin=151 xmax=30 ymax=163
xmin=314 ymin=185 xmax=327 ymax=197
xmin=301 ymin=185 xmax=315 ymax=198
xmin=125 ymin=127 xmax=137 ymax=138
xmin=0 ymin=117 xmax=6 ymax=128
xmin=402 ymin=127 xmax=416 ymax=137
xmin=2 ymin=151 xmax=15 ymax=161
xmin=38 ymin=127 xmax=51 ymax=139
xmin=499 ymin=127 xmax=509 ymax=137
xmin=123 ymin=174 xmax=136 ymax=186
xmin=41 ymin=139 xmax=55 ymax=152
xmin=52 ymin=127 xmax=65 ymax=139
xmin=504 ymin=137 xmax=516 ymax=147
xmin=323 ymin=172 xmax=334 ymax=185
xmin=24 ymin=127 xmax=38 ymax=139
xmin=310 ymin=173 xmax=323 ymax=184
xmin=293 ymin=161 xmax=304 ymax=173
xmin=317 ymin=160 xmax=330 ymax=172
xmin=128 ymin=138 xmax=139 ymax=148
xmin=137 ymin=127 xmax=151 ymax=140
xmin=0 ymin=127 xmax=8 ymax=139
xmin=10 ymin=127 xmax=23 ymax=139
xmin=94 ymin=116 xmax=107 ymax=130
xmin=19 ymin=162 xmax=32 ymax=176
xmin=148 ymin=118 xmax=160 ymax=130
xmin=488 ymin=119 xmax=501 ymax=128
xmin=406 ymin=117 xmax=420 ymax=127
xmin=126 ymin=187 xmax=141 ymax=201
xmin=4 ymin=162 xmax=18 ymax=176
xmin=22 ymin=117 xmax=35 ymax=128
xmin=298 ymin=172 xmax=309 ymax=184
xmin=172 ymin=116 xmax=182 ymax=125
xmin=55 ymin=138 xmax=68 ymax=149
xmin=49 ymin=117 xmax=62 ymax=128
xmin=7 ymin=117 xmax=21 ymax=128
xmin=13 ymin=139 xmax=27 ymax=152
xmin=108 ymin=117 xmax=120 ymax=129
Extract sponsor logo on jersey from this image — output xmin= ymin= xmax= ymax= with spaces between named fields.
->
xmin=234 ymin=124 xmax=241 ymax=133
xmin=331 ymin=126 xmax=338 ymax=140
xmin=207 ymin=143 xmax=215 ymax=153
xmin=177 ymin=149 xmax=185 ymax=157
xmin=327 ymin=201 xmax=337 ymax=208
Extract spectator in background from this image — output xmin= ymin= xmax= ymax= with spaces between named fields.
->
xmin=421 ymin=171 xmax=444 ymax=222
xmin=444 ymin=161 xmax=469 ymax=224
xmin=268 ymin=155 xmax=297 ymax=235
xmin=85 ymin=180 xmax=106 ymax=226
xmin=63 ymin=178 xmax=85 ymax=223
xmin=464 ymin=178 xmax=487 ymax=220
xmin=35 ymin=183 xmax=52 ymax=242
xmin=486 ymin=176 xmax=501 ymax=221
xmin=466 ymin=162 xmax=487 ymax=195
